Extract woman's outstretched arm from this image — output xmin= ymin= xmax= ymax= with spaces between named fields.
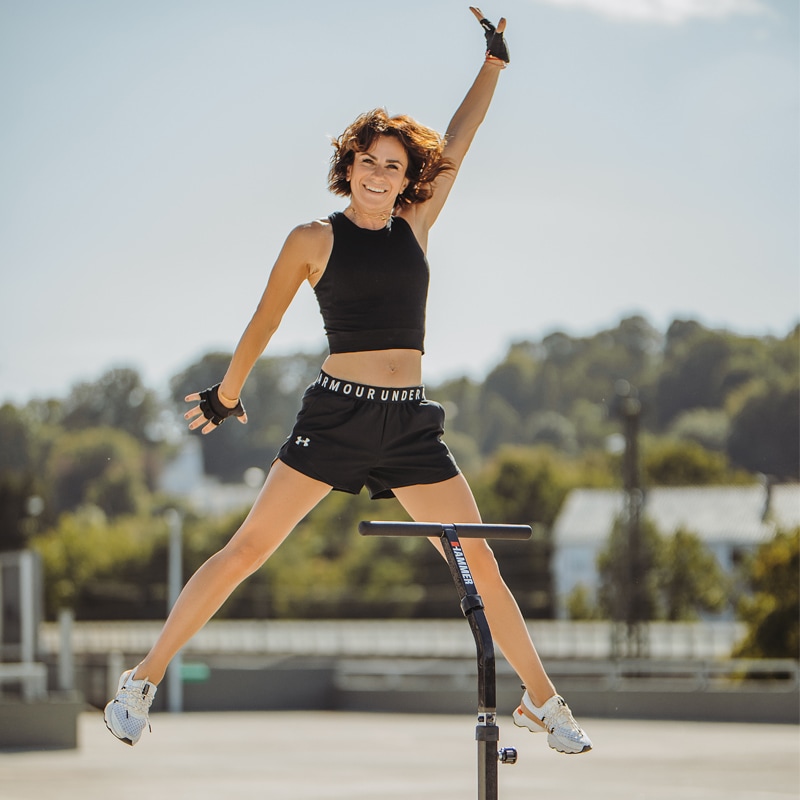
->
xmin=185 ymin=221 xmax=330 ymax=434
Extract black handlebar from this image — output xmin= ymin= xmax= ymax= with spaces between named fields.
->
xmin=358 ymin=521 xmax=532 ymax=540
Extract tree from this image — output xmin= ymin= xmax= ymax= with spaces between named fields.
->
xmin=0 ymin=403 xmax=38 ymax=471
xmin=597 ymin=514 xmax=663 ymax=622
xmin=734 ymin=528 xmax=800 ymax=660
xmin=32 ymin=508 xmax=168 ymax=619
xmin=45 ymin=427 xmax=150 ymax=517
xmin=656 ymin=321 xmax=791 ymax=431
xmin=727 ymin=379 xmax=800 ymax=479
xmin=642 ymin=439 xmax=748 ymax=486
xmin=61 ymin=368 xmax=164 ymax=442
xmin=668 ymin=408 xmax=730 ymax=452
xmin=566 ymin=584 xmax=600 ymax=621
xmin=656 ymin=330 xmax=735 ymax=427
xmin=0 ymin=471 xmax=40 ymax=552
xmin=660 ymin=528 xmax=729 ymax=620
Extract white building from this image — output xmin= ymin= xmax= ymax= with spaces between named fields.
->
xmin=158 ymin=437 xmax=264 ymax=516
xmin=551 ymin=483 xmax=800 ymax=618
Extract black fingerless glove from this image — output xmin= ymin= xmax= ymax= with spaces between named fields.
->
xmin=478 ymin=15 xmax=510 ymax=64
xmin=198 ymin=384 xmax=246 ymax=426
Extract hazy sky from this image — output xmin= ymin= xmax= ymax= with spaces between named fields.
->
xmin=1 ymin=0 xmax=797 ymax=404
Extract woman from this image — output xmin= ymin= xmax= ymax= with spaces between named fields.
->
xmin=104 ymin=8 xmax=592 ymax=756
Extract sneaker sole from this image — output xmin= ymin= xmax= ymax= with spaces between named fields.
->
xmin=513 ymin=707 xmax=592 ymax=754
xmin=547 ymin=734 xmax=592 ymax=755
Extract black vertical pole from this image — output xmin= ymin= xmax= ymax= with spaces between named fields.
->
xmin=439 ymin=525 xmax=499 ymax=800
xmin=358 ymin=520 xmax=528 ymax=799
xmin=614 ymin=380 xmax=647 ymax=658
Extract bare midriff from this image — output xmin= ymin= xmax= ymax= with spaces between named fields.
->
xmin=322 ymin=349 xmax=423 ymax=388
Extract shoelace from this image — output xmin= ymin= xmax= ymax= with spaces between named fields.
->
xmin=545 ymin=700 xmax=584 ymax=740
xmin=117 ymin=684 xmax=153 ymax=715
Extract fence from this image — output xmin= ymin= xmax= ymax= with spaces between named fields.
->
xmin=39 ymin=618 xmax=748 ymax=661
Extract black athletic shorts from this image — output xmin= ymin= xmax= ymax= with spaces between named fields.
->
xmin=275 ymin=370 xmax=460 ymax=499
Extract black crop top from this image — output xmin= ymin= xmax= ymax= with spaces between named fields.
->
xmin=313 ymin=211 xmax=429 ymax=354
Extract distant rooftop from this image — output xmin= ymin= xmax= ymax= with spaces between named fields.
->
xmin=553 ymin=484 xmax=800 ymax=546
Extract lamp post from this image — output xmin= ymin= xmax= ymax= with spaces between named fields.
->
xmin=164 ymin=509 xmax=183 ymax=712
xmin=612 ymin=380 xmax=648 ymax=659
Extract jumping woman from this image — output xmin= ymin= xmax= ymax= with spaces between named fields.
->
xmin=104 ymin=7 xmax=592 ymax=756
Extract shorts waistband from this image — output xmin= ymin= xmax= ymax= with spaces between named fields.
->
xmin=313 ymin=371 xmax=426 ymax=403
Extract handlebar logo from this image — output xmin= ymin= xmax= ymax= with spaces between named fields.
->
xmin=449 ymin=542 xmax=474 ymax=586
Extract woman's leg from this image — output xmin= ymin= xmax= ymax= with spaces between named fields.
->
xmin=134 ymin=461 xmax=331 ymax=684
xmin=392 ymin=474 xmax=557 ymax=707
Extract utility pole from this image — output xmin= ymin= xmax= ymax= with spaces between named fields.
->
xmin=612 ymin=380 xmax=649 ymax=659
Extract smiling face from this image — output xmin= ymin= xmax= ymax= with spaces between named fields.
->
xmin=346 ymin=135 xmax=410 ymax=211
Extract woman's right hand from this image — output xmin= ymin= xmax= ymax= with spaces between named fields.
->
xmin=469 ymin=7 xmax=509 ymax=64
xmin=185 ymin=384 xmax=248 ymax=435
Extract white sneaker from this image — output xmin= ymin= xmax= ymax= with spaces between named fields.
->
xmin=104 ymin=669 xmax=157 ymax=746
xmin=513 ymin=690 xmax=592 ymax=754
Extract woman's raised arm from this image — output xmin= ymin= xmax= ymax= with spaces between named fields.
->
xmin=412 ymin=8 xmax=509 ymax=231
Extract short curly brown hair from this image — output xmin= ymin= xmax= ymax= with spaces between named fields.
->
xmin=328 ymin=109 xmax=453 ymax=207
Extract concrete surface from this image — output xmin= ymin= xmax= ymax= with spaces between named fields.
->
xmin=1 ymin=710 xmax=797 ymax=800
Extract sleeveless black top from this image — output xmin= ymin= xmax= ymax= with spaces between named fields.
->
xmin=313 ymin=211 xmax=429 ymax=354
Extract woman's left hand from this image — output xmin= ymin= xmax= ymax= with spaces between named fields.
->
xmin=184 ymin=384 xmax=248 ymax=435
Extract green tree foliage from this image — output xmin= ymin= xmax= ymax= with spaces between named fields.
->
xmin=0 ymin=404 xmax=55 ymax=549
xmin=0 ymin=471 xmax=40 ymax=551
xmin=475 ymin=446 xmax=577 ymax=527
xmin=660 ymin=528 xmax=728 ymax=620
xmin=734 ymin=528 xmax=800 ymax=659
xmin=597 ymin=514 xmax=663 ymax=622
xmin=45 ymin=427 xmax=150 ymax=517
xmin=566 ymin=584 xmax=600 ymax=621
xmin=668 ymin=408 xmax=730 ymax=451
xmin=597 ymin=520 xmax=733 ymax=622
xmin=436 ymin=316 xmax=664 ymax=457
xmin=727 ymin=378 xmax=799 ymax=479
xmin=656 ymin=323 xmax=775 ymax=427
xmin=61 ymin=368 xmax=163 ymax=442
xmin=642 ymin=439 xmax=749 ymax=486
xmin=32 ymin=508 xmax=167 ymax=618
xmin=0 ymin=403 xmax=39 ymax=471
xmin=656 ymin=322 xmax=797 ymax=440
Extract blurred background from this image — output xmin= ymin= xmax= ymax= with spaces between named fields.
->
xmin=0 ymin=0 xmax=797 ymax=768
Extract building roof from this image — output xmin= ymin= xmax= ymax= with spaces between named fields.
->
xmin=552 ymin=485 xmax=800 ymax=547
xmin=769 ymin=483 xmax=800 ymax=531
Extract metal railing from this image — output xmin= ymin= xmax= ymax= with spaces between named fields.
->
xmin=39 ymin=619 xmax=748 ymax=661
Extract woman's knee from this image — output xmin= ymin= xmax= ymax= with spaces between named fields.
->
xmin=219 ymin=525 xmax=273 ymax=577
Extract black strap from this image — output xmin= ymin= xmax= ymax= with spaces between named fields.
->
xmin=198 ymin=384 xmax=245 ymax=426
xmin=478 ymin=15 xmax=510 ymax=63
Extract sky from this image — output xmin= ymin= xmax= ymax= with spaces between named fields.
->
xmin=1 ymin=0 xmax=797 ymax=404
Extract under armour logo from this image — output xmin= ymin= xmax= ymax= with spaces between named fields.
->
xmin=295 ymin=436 xmax=310 ymax=447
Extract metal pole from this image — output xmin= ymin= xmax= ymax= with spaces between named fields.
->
xmin=165 ymin=509 xmax=183 ymax=713
xmin=359 ymin=521 xmax=528 ymax=800
xmin=58 ymin=608 xmax=74 ymax=692
xmin=438 ymin=526 xmax=499 ymax=800
xmin=19 ymin=551 xmax=36 ymax=664
xmin=616 ymin=381 xmax=648 ymax=659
